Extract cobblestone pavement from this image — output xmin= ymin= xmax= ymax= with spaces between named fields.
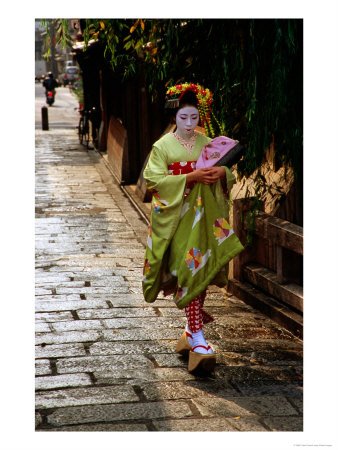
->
xmin=35 ymin=87 xmax=303 ymax=433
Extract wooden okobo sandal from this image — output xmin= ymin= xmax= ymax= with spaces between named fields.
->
xmin=175 ymin=331 xmax=193 ymax=356
xmin=188 ymin=345 xmax=216 ymax=372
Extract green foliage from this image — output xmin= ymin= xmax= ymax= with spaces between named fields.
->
xmin=71 ymin=79 xmax=84 ymax=105
xmin=242 ymin=196 xmax=264 ymax=246
xmin=40 ymin=19 xmax=73 ymax=57
xmin=44 ymin=18 xmax=303 ymax=189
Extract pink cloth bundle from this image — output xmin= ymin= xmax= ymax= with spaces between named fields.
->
xmin=196 ymin=136 xmax=243 ymax=169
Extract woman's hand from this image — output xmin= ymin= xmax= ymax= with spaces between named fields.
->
xmin=186 ymin=167 xmax=226 ymax=185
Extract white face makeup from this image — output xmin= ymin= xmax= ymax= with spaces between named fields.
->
xmin=175 ymin=106 xmax=199 ymax=140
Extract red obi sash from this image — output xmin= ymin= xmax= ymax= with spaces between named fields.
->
xmin=167 ymin=160 xmax=229 ymax=197
xmin=168 ymin=160 xmax=196 ymax=175
xmin=168 ymin=161 xmax=196 ymax=197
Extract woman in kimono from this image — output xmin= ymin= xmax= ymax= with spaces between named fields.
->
xmin=142 ymin=83 xmax=243 ymax=372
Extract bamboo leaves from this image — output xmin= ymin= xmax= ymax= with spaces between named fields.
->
xmin=41 ymin=18 xmax=302 ymax=192
xmin=130 ymin=19 xmax=145 ymax=34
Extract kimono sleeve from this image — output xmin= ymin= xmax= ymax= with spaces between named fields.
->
xmin=214 ymin=165 xmax=236 ymax=198
xmin=211 ymin=166 xmax=236 ymax=223
xmin=143 ymin=145 xmax=188 ymax=240
xmin=224 ymin=166 xmax=236 ymax=193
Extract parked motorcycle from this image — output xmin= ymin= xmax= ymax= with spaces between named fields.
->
xmin=46 ymin=90 xmax=55 ymax=106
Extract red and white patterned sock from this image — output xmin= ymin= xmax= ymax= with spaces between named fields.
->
xmin=185 ymin=297 xmax=203 ymax=333
xmin=185 ymin=295 xmax=213 ymax=354
xmin=184 ymin=293 xmax=214 ymax=332
xmin=198 ymin=291 xmax=214 ymax=325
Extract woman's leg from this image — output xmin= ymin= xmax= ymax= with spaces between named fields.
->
xmin=185 ymin=293 xmax=213 ymax=354
xmin=184 ymin=296 xmax=203 ymax=333
xmin=185 ymin=292 xmax=214 ymax=331
xmin=199 ymin=291 xmax=214 ymax=325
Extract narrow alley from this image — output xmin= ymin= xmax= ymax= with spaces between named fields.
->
xmin=35 ymin=86 xmax=303 ymax=433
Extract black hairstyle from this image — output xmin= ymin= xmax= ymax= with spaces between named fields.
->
xmin=165 ymin=89 xmax=199 ymax=124
xmin=177 ymin=90 xmax=198 ymax=109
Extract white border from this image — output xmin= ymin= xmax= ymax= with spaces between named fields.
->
xmin=2 ymin=1 xmax=338 ymax=449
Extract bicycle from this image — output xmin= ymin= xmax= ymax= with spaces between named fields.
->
xmin=77 ymin=106 xmax=90 ymax=148
xmin=77 ymin=105 xmax=100 ymax=149
xmin=89 ymin=106 xmax=100 ymax=149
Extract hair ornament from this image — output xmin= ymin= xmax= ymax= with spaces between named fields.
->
xmin=165 ymin=82 xmax=223 ymax=137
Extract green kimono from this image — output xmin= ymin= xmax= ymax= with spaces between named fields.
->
xmin=142 ymin=132 xmax=244 ymax=309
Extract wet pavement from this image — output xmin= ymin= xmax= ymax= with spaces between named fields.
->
xmin=35 ymin=86 xmax=303 ymax=433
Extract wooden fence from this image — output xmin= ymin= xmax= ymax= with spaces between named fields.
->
xmin=229 ymin=198 xmax=303 ymax=337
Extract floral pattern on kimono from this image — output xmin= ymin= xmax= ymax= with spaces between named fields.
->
xmin=142 ymin=131 xmax=244 ymax=309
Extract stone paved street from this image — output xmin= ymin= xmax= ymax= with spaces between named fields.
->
xmin=35 ymin=86 xmax=303 ymax=433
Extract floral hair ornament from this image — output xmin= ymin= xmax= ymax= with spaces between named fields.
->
xmin=165 ymin=82 xmax=223 ymax=138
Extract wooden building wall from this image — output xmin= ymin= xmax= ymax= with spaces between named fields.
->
xmin=75 ymin=40 xmax=166 ymax=185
